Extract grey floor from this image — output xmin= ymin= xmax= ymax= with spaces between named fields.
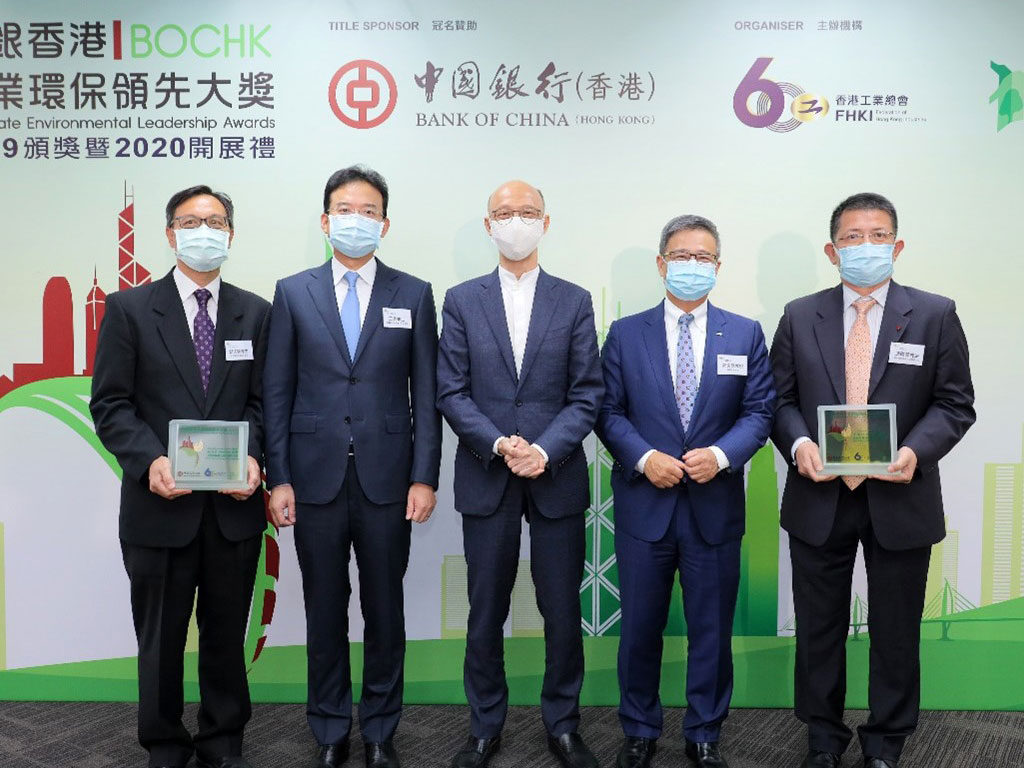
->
xmin=1 ymin=703 xmax=1022 ymax=768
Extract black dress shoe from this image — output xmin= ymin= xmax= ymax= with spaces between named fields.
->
xmin=864 ymin=759 xmax=898 ymax=768
xmin=801 ymin=751 xmax=841 ymax=768
xmin=547 ymin=732 xmax=599 ymax=768
xmin=617 ymin=736 xmax=656 ymax=768
xmin=196 ymin=757 xmax=254 ymax=768
xmin=451 ymin=736 xmax=501 ymax=768
xmin=365 ymin=740 xmax=400 ymax=768
xmin=684 ymin=740 xmax=729 ymax=768
xmin=313 ymin=740 xmax=350 ymax=768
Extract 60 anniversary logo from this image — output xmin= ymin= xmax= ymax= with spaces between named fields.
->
xmin=733 ymin=57 xmax=828 ymax=132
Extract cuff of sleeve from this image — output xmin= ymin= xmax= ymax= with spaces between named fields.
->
xmin=791 ymin=435 xmax=811 ymax=464
xmin=709 ymin=445 xmax=730 ymax=470
xmin=492 ymin=436 xmax=504 ymax=457
xmin=532 ymin=443 xmax=549 ymax=466
xmin=635 ymin=449 xmax=656 ymax=475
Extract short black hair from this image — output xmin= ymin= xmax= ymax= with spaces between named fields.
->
xmin=165 ymin=185 xmax=234 ymax=229
xmin=323 ymin=165 xmax=389 ymax=216
xmin=829 ymin=192 xmax=898 ymax=241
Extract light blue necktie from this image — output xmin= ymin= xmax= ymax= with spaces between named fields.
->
xmin=341 ymin=270 xmax=361 ymax=358
xmin=674 ymin=313 xmax=697 ymax=431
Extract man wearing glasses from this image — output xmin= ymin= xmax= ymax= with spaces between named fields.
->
xmin=91 ymin=185 xmax=270 ymax=768
xmin=595 ymin=215 xmax=775 ymax=768
xmin=263 ymin=166 xmax=441 ymax=768
xmin=769 ymin=193 xmax=975 ymax=768
xmin=437 ymin=180 xmax=603 ymax=768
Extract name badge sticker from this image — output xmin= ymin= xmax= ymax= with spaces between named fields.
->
xmin=717 ymin=354 xmax=748 ymax=376
xmin=224 ymin=340 xmax=254 ymax=361
xmin=888 ymin=342 xmax=924 ymax=366
xmin=383 ymin=307 xmax=412 ymax=329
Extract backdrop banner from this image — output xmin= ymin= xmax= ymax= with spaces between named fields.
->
xmin=0 ymin=0 xmax=1021 ymax=709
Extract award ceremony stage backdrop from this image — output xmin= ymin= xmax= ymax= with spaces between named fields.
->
xmin=0 ymin=0 xmax=1021 ymax=709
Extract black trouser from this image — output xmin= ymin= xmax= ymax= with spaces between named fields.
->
xmin=294 ymin=455 xmax=411 ymax=746
xmin=122 ymin=498 xmax=261 ymax=767
xmin=789 ymin=483 xmax=931 ymax=762
xmin=461 ymin=476 xmax=586 ymax=739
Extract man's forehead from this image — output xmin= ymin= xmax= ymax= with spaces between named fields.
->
xmin=489 ymin=182 xmax=542 ymax=210
xmin=175 ymin=194 xmax=226 ymax=215
xmin=330 ymin=181 xmax=382 ymax=205
xmin=838 ymin=208 xmax=893 ymax=229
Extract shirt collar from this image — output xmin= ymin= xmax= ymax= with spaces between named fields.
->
xmin=663 ymin=296 xmax=709 ymax=326
xmin=332 ymin=255 xmax=377 ymax=288
xmin=173 ymin=266 xmax=221 ymax=306
xmin=842 ymin=280 xmax=889 ymax=311
xmin=498 ymin=264 xmax=540 ymax=289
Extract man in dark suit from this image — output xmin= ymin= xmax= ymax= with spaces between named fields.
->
xmin=91 ymin=185 xmax=270 ymax=768
xmin=437 ymin=181 xmax=604 ymax=768
xmin=770 ymin=193 xmax=975 ymax=768
xmin=263 ymin=166 xmax=441 ymax=768
xmin=596 ymin=215 xmax=775 ymax=768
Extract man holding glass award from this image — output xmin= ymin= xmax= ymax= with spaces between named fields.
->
xmin=91 ymin=185 xmax=270 ymax=768
xmin=769 ymin=193 xmax=976 ymax=768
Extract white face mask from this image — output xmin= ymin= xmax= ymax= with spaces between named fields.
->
xmin=175 ymin=225 xmax=230 ymax=272
xmin=489 ymin=216 xmax=545 ymax=261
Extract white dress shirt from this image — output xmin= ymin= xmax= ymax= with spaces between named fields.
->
xmin=491 ymin=265 xmax=548 ymax=464
xmin=636 ymin=298 xmax=728 ymax=475
xmin=790 ymin=280 xmax=891 ymax=461
xmin=173 ymin=266 xmax=220 ymax=340
xmin=331 ymin=255 xmax=377 ymax=329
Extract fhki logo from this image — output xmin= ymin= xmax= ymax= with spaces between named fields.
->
xmin=990 ymin=60 xmax=1023 ymax=131
xmin=733 ymin=57 xmax=828 ymax=132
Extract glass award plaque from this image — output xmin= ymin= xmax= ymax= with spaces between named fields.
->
xmin=168 ymin=419 xmax=249 ymax=491
xmin=817 ymin=404 xmax=899 ymax=476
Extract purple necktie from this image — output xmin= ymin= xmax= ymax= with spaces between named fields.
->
xmin=193 ymin=288 xmax=214 ymax=392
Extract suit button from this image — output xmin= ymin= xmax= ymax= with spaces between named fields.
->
xmin=516 ymin=400 xmax=523 ymax=407
xmin=349 ymin=377 xmax=358 ymax=384
xmin=344 ymin=416 xmax=351 ymax=424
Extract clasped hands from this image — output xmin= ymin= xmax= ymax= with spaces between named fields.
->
xmin=497 ymin=435 xmax=546 ymax=479
xmin=643 ymin=448 xmax=720 ymax=488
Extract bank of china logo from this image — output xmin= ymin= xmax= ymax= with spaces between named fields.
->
xmin=328 ymin=59 xmax=398 ymax=129
xmin=733 ymin=57 xmax=828 ymax=132
xmin=990 ymin=60 xmax=1023 ymax=132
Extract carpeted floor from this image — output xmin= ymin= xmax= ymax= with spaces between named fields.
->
xmin=1 ymin=703 xmax=1022 ymax=767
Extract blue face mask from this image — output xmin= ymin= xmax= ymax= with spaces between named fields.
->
xmin=328 ymin=214 xmax=383 ymax=258
xmin=175 ymin=225 xmax=229 ymax=272
xmin=665 ymin=260 xmax=717 ymax=301
xmin=837 ymin=243 xmax=894 ymax=287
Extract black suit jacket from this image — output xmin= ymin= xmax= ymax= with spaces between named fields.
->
xmin=770 ymin=281 xmax=975 ymax=550
xmin=91 ymin=270 xmax=271 ymax=547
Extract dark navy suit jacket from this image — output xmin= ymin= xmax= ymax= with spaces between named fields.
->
xmin=262 ymin=259 xmax=441 ymax=505
xmin=770 ymin=281 xmax=975 ymax=549
xmin=596 ymin=301 xmax=775 ymax=545
xmin=436 ymin=268 xmax=604 ymax=518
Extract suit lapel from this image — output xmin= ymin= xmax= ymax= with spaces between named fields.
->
xmin=516 ymin=269 xmax=560 ymax=393
xmin=868 ymin=281 xmax=912 ymax=399
xmin=203 ymin=282 xmax=245 ymax=416
xmin=307 ymin=260 xmax=352 ymax=370
xmin=813 ymin=285 xmax=846 ymax=402
xmin=687 ymin=302 xmax=725 ymax=431
xmin=151 ymin=271 xmax=206 ymax=413
xmin=478 ymin=269 xmax=518 ymax=382
xmin=641 ymin=304 xmax=685 ymax=441
xmin=353 ymin=259 xmax=400 ymax=365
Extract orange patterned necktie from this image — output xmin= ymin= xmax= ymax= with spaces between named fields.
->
xmin=843 ymin=296 xmax=876 ymax=490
